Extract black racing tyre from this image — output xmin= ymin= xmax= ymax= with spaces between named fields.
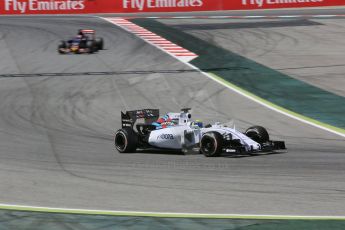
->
xmin=245 ymin=126 xmax=269 ymax=143
xmin=86 ymin=41 xmax=97 ymax=53
xmin=58 ymin=41 xmax=67 ymax=54
xmin=200 ymin=132 xmax=223 ymax=157
xmin=58 ymin=47 xmax=64 ymax=54
xmin=114 ymin=128 xmax=138 ymax=153
xmin=95 ymin=38 xmax=104 ymax=50
xmin=59 ymin=41 xmax=67 ymax=48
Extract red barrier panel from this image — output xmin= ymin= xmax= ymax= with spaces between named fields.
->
xmin=0 ymin=0 xmax=344 ymax=15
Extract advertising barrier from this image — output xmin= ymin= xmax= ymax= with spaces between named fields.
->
xmin=0 ymin=0 xmax=344 ymax=15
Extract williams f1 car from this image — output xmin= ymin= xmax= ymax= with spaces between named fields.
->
xmin=114 ymin=109 xmax=286 ymax=157
xmin=58 ymin=29 xmax=104 ymax=54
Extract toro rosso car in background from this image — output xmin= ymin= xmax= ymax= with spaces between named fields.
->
xmin=58 ymin=29 xmax=104 ymax=54
xmin=114 ymin=109 xmax=286 ymax=157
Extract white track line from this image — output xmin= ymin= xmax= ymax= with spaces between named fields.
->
xmin=0 ymin=203 xmax=345 ymax=219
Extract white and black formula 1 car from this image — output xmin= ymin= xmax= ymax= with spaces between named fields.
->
xmin=114 ymin=109 xmax=286 ymax=157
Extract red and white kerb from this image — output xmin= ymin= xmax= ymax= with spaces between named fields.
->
xmin=105 ymin=18 xmax=198 ymax=63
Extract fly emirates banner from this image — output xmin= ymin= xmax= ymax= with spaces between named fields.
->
xmin=0 ymin=0 xmax=343 ymax=14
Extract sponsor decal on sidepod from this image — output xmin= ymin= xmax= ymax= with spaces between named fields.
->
xmin=157 ymin=134 xmax=174 ymax=140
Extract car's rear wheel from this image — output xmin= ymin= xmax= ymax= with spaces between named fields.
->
xmin=245 ymin=126 xmax=269 ymax=143
xmin=200 ymin=132 xmax=223 ymax=157
xmin=114 ymin=128 xmax=138 ymax=153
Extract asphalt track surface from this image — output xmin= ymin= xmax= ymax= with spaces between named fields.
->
xmin=0 ymin=13 xmax=345 ymax=216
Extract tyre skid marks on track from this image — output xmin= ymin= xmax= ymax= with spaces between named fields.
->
xmin=103 ymin=18 xmax=198 ymax=63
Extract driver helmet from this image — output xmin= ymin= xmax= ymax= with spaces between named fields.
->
xmin=157 ymin=114 xmax=171 ymax=124
xmin=192 ymin=120 xmax=203 ymax=128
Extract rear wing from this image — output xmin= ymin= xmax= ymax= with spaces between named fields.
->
xmin=81 ymin=29 xmax=95 ymax=34
xmin=121 ymin=109 xmax=160 ymax=128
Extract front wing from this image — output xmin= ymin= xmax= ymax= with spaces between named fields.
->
xmin=224 ymin=140 xmax=286 ymax=154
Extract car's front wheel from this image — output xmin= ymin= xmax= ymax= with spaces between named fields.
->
xmin=58 ymin=41 xmax=67 ymax=54
xmin=114 ymin=128 xmax=138 ymax=153
xmin=86 ymin=41 xmax=97 ymax=53
xmin=245 ymin=126 xmax=269 ymax=143
xmin=95 ymin=38 xmax=104 ymax=50
xmin=200 ymin=132 xmax=223 ymax=157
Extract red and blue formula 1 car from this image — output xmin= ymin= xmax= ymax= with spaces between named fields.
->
xmin=58 ymin=29 xmax=104 ymax=54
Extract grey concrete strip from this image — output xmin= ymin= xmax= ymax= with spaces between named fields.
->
xmin=0 ymin=16 xmax=344 ymax=217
